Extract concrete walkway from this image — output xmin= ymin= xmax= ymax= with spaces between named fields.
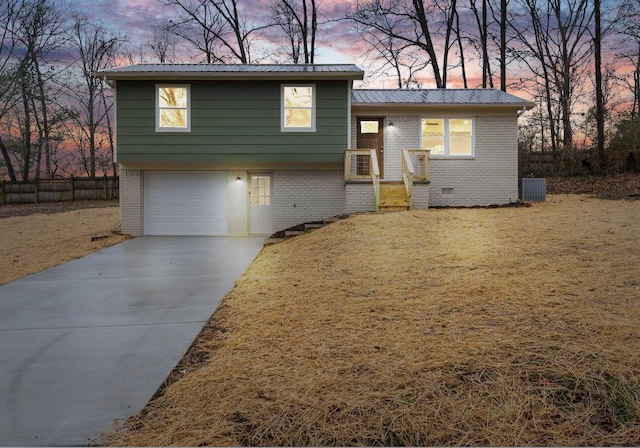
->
xmin=0 ymin=236 xmax=264 ymax=446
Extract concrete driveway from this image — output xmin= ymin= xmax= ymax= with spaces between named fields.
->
xmin=0 ymin=236 xmax=264 ymax=446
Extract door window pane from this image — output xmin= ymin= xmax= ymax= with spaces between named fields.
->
xmin=360 ymin=121 xmax=379 ymax=134
xmin=252 ymin=176 xmax=271 ymax=206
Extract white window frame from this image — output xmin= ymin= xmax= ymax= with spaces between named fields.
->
xmin=421 ymin=117 xmax=475 ymax=158
xmin=156 ymin=84 xmax=191 ymax=132
xmin=281 ymin=84 xmax=316 ymax=132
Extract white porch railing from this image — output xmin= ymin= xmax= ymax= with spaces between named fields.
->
xmin=345 ymin=148 xmax=381 ymax=210
xmin=406 ymin=149 xmax=431 ymax=182
xmin=371 ymin=150 xmax=380 ymax=211
xmin=401 ymin=149 xmax=415 ymax=205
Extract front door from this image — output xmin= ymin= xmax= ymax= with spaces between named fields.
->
xmin=356 ymin=117 xmax=384 ymax=178
xmin=249 ymin=173 xmax=275 ymax=235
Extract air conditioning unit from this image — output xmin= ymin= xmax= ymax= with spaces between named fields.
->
xmin=519 ymin=178 xmax=546 ymax=201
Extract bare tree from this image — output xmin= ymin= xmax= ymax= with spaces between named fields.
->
xmin=68 ymin=14 xmax=124 ymax=178
xmin=271 ymin=0 xmax=317 ymax=64
xmin=509 ymin=0 xmax=594 ymax=162
xmin=616 ymin=0 xmax=640 ymax=119
xmin=164 ymin=0 xmax=224 ymax=63
xmin=0 ymin=0 xmax=21 ymax=180
xmin=469 ymin=0 xmax=493 ymax=88
xmin=2 ymin=0 xmax=68 ymax=181
xmin=148 ymin=26 xmax=178 ymax=63
xmin=349 ymin=0 xmax=466 ymax=88
xmin=161 ymin=0 xmax=270 ymax=63
xmin=354 ymin=10 xmax=429 ymax=88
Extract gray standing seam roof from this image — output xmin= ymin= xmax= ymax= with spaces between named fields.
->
xmin=95 ymin=63 xmax=365 ymax=80
xmin=352 ymin=89 xmax=533 ymax=106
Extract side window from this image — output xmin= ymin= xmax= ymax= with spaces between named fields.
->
xmin=281 ymin=85 xmax=315 ymax=132
xmin=422 ymin=119 xmax=445 ymax=155
xmin=156 ymin=84 xmax=190 ymax=132
xmin=421 ymin=118 xmax=474 ymax=157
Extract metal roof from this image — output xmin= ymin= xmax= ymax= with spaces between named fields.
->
xmin=95 ymin=63 xmax=365 ymax=81
xmin=352 ymin=89 xmax=533 ymax=107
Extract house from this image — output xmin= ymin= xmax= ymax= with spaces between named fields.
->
xmin=96 ymin=64 xmax=534 ymax=236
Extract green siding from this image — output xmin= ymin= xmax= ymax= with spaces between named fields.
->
xmin=116 ymin=80 xmax=349 ymax=164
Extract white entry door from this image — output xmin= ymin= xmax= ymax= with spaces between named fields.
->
xmin=249 ymin=173 xmax=275 ymax=235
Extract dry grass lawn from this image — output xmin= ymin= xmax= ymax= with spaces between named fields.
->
xmin=0 ymin=205 xmax=127 ymax=285
xmin=106 ymin=195 xmax=640 ymax=446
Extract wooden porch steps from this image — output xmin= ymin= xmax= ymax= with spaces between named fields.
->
xmin=379 ymin=183 xmax=410 ymax=211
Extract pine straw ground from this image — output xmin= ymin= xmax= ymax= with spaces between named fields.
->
xmin=0 ymin=203 xmax=126 ymax=285
xmin=106 ymin=195 xmax=640 ymax=446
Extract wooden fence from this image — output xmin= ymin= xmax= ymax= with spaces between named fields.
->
xmin=0 ymin=175 xmax=119 ymax=205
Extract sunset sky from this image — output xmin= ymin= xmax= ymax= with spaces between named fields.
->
xmin=73 ymin=0 xmax=361 ymax=63
xmin=9 ymin=0 xmax=632 ymax=107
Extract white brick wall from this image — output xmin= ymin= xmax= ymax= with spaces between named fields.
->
xmin=429 ymin=115 xmax=519 ymax=206
xmin=411 ymin=184 xmax=429 ymax=209
xmin=345 ymin=183 xmax=375 ymax=213
xmin=227 ymin=170 xmax=248 ymax=236
xmin=119 ymin=167 xmax=143 ymax=236
xmin=353 ymin=113 xmax=519 ymax=206
xmin=381 ymin=115 xmax=420 ymax=181
xmin=273 ymin=169 xmax=345 ymax=229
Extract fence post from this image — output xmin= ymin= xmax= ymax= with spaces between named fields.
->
xmin=70 ymin=175 xmax=74 ymax=201
xmin=34 ymin=179 xmax=38 ymax=204
xmin=103 ymin=173 xmax=108 ymax=199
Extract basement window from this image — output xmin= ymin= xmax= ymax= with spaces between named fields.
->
xmin=156 ymin=84 xmax=191 ymax=132
xmin=281 ymin=84 xmax=316 ymax=132
xmin=422 ymin=118 xmax=474 ymax=157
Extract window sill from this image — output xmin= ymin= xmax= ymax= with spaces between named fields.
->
xmin=429 ymin=155 xmax=475 ymax=160
xmin=281 ymin=127 xmax=316 ymax=133
xmin=156 ymin=128 xmax=191 ymax=133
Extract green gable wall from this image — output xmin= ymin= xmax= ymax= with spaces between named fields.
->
xmin=116 ymin=79 xmax=349 ymax=165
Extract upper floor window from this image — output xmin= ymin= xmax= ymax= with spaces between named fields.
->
xmin=422 ymin=118 xmax=473 ymax=157
xmin=156 ymin=84 xmax=190 ymax=132
xmin=281 ymin=84 xmax=315 ymax=132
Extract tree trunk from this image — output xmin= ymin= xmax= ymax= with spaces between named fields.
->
xmin=412 ymin=0 xmax=443 ymax=88
xmin=33 ymin=56 xmax=52 ymax=178
xmin=500 ymin=0 xmax=507 ymax=91
xmin=634 ymin=43 xmax=640 ymax=120
xmin=310 ymin=0 xmax=317 ymax=64
xmin=455 ymin=9 xmax=468 ymax=88
xmin=0 ymin=136 xmax=17 ymax=181
xmin=594 ymin=0 xmax=605 ymax=172
xmin=21 ymin=78 xmax=32 ymax=181
xmin=482 ymin=0 xmax=489 ymax=88
xmin=442 ymin=0 xmax=457 ymax=88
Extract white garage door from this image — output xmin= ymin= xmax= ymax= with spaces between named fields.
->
xmin=145 ymin=171 xmax=228 ymax=235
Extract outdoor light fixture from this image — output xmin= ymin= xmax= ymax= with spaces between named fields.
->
xmin=236 ymin=176 xmax=241 ymax=181
xmin=389 ymin=122 xmax=394 ymax=127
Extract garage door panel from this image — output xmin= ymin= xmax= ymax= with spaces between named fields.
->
xmin=145 ymin=172 xmax=228 ymax=236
